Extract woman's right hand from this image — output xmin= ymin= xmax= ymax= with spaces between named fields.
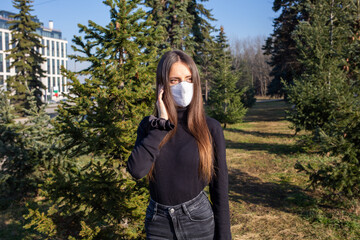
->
xmin=156 ymin=87 xmax=169 ymax=120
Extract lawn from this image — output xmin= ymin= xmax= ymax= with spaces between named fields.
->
xmin=226 ymin=100 xmax=360 ymax=240
xmin=1 ymin=100 xmax=359 ymax=240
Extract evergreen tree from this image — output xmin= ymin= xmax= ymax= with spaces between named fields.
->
xmin=187 ymin=0 xmax=216 ymax=62
xmin=145 ymin=0 xmax=194 ymax=52
xmin=24 ymin=0 xmax=161 ymax=238
xmin=0 ymin=89 xmax=54 ymax=204
xmin=342 ymin=0 xmax=360 ymax=85
xmin=187 ymin=0 xmax=217 ymax=102
xmin=144 ymin=0 xmax=218 ymax=101
xmin=264 ymin=0 xmax=310 ymax=97
xmin=288 ymin=0 xmax=360 ymax=198
xmin=144 ymin=0 xmax=216 ymax=55
xmin=206 ymin=26 xmax=247 ymax=128
xmin=288 ymin=0 xmax=354 ymax=136
xmin=198 ymin=36 xmax=216 ymax=102
xmin=6 ymin=0 xmax=46 ymax=115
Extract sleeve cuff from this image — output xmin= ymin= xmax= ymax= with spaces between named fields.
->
xmin=149 ymin=115 xmax=175 ymax=131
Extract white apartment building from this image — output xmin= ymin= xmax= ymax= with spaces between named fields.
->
xmin=0 ymin=10 xmax=68 ymax=102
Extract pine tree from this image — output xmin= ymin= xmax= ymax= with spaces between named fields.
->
xmin=6 ymin=0 xmax=46 ymax=116
xmin=24 ymin=0 xmax=161 ymax=238
xmin=264 ymin=0 xmax=311 ymax=97
xmin=206 ymin=26 xmax=247 ymax=128
xmin=144 ymin=0 xmax=217 ymax=101
xmin=187 ymin=0 xmax=217 ymax=102
xmin=0 ymin=88 xmax=53 ymax=203
xmin=288 ymin=0 xmax=360 ymax=199
xmin=342 ymin=0 xmax=360 ymax=85
xmin=197 ymin=36 xmax=216 ymax=102
xmin=187 ymin=0 xmax=216 ymax=61
xmin=288 ymin=0 xmax=354 ymax=135
xmin=145 ymin=0 xmax=194 ymax=52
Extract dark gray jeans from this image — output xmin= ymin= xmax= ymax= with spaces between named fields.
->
xmin=145 ymin=190 xmax=215 ymax=240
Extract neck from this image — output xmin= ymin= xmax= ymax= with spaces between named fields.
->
xmin=176 ymin=106 xmax=188 ymax=123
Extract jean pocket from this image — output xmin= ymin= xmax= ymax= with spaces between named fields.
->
xmin=185 ymin=196 xmax=214 ymax=222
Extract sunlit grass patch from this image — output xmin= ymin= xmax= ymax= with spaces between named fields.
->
xmin=227 ymin=100 xmax=360 ymax=240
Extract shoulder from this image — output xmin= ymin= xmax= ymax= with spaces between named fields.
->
xmin=139 ymin=116 xmax=151 ymax=127
xmin=137 ymin=116 xmax=151 ymax=132
xmin=206 ymin=116 xmax=223 ymax=137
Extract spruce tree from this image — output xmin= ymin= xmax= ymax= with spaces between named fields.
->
xmin=264 ymin=0 xmax=310 ymax=97
xmin=288 ymin=0 xmax=360 ymax=198
xmin=144 ymin=0 xmax=216 ymax=55
xmin=0 ymin=88 xmax=53 ymax=203
xmin=187 ymin=0 xmax=217 ymax=102
xmin=6 ymin=0 xmax=46 ymax=115
xmin=288 ymin=0 xmax=354 ymax=136
xmin=206 ymin=26 xmax=247 ymax=128
xmin=186 ymin=0 xmax=216 ymax=61
xmin=145 ymin=0 xmax=194 ymax=52
xmin=24 ymin=0 xmax=161 ymax=238
xmin=144 ymin=0 xmax=217 ymax=101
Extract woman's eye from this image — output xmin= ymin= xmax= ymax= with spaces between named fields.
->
xmin=170 ymin=79 xmax=178 ymax=84
xmin=187 ymin=78 xmax=192 ymax=82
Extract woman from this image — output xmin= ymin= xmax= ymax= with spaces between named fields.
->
xmin=127 ymin=50 xmax=232 ymax=240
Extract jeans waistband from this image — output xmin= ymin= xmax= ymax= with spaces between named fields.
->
xmin=149 ymin=190 xmax=207 ymax=213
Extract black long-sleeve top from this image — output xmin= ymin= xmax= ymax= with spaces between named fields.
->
xmin=127 ymin=107 xmax=232 ymax=239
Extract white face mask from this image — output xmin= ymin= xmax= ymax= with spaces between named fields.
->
xmin=170 ymin=81 xmax=193 ymax=107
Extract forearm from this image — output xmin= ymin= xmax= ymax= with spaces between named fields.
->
xmin=127 ymin=116 xmax=174 ymax=179
xmin=127 ymin=128 xmax=168 ymax=179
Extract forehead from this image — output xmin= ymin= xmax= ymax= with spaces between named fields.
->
xmin=169 ymin=62 xmax=192 ymax=76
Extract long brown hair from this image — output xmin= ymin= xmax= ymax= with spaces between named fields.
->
xmin=148 ymin=50 xmax=214 ymax=183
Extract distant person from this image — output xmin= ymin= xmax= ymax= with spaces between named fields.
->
xmin=127 ymin=50 xmax=232 ymax=239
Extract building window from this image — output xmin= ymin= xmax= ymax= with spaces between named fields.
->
xmin=5 ymin=33 xmax=9 ymax=50
xmin=62 ymin=77 xmax=65 ymax=92
xmin=61 ymin=42 xmax=64 ymax=58
xmin=56 ymin=42 xmax=59 ymax=57
xmin=41 ymin=39 xmax=44 ymax=55
xmin=52 ymin=59 xmax=55 ymax=75
xmin=46 ymin=40 xmax=50 ymax=56
xmin=57 ymin=59 xmax=60 ymax=74
xmin=0 ymin=32 xmax=2 ymax=51
xmin=0 ymin=53 xmax=3 ymax=72
xmin=53 ymin=77 xmax=55 ymax=89
xmin=58 ymin=77 xmax=60 ymax=92
xmin=47 ymin=59 xmax=50 ymax=74
xmin=0 ymin=75 xmax=3 ymax=85
xmin=51 ymin=40 xmax=55 ymax=56
xmin=5 ymin=54 xmax=10 ymax=73
xmin=64 ymin=43 xmax=67 ymax=57
xmin=48 ymin=76 xmax=51 ymax=88
xmin=12 ymin=34 xmax=16 ymax=49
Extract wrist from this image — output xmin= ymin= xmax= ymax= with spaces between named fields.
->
xmin=160 ymin=115 xmax=168 ymax=120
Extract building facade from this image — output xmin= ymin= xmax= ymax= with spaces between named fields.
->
xmin=0 ymin=10 xmax=68 ymax=102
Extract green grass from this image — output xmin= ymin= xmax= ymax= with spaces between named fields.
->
xmin=1 ymin=100 xmax=359 ymax=240
xmin=226 ymin=100 xmax=360 ymax=240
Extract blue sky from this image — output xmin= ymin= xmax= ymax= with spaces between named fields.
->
xmin=2 ymin=0 xmax=276 ymax=71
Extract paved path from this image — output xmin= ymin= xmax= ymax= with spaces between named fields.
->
xmin=14 ymin=103 xmax=59 ymax=123
xmin=256 ymin=98 xmax=284 ymax=103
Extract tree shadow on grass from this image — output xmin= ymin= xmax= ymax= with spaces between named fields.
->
xmin=225 ymin=139 xmax=302 ymax=155
xmin=228 ymin=168 xmax=316 ymax=213
xmin=226 ymin=128 xmax=295 ymax=139
xmin=0 ymin=200 xmax=27 ymax=240
xmin=243 ymin=100 xmax=290 ymax=122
